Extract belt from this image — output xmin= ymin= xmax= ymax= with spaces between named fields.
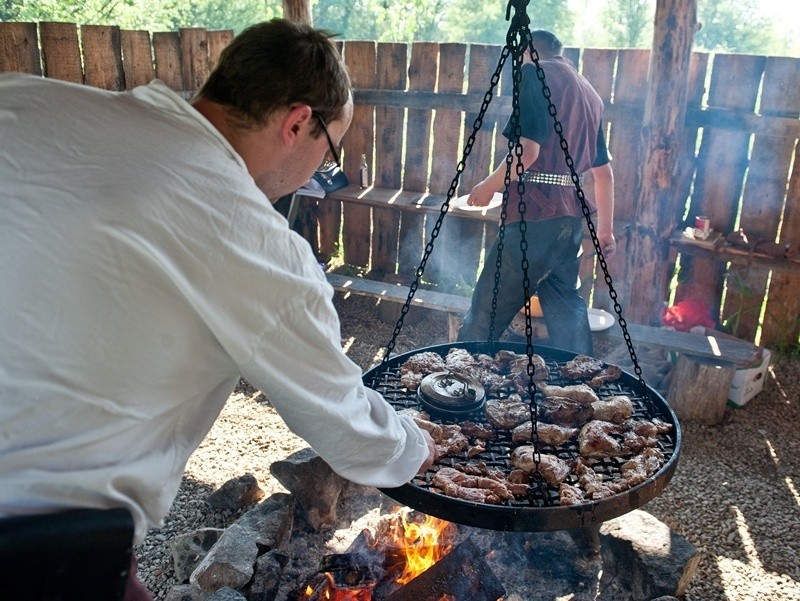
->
xmin=522 ymin=171 xmax=583 ymax=186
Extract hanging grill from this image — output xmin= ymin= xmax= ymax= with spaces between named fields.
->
xmin=370 ymin=342 xmax=680 ymax=531
xmin=365 ymin=0 xmax=681 ymax=532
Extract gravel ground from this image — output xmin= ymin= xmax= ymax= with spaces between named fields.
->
xmin=136 ymin=293 xmax=800 ymax=600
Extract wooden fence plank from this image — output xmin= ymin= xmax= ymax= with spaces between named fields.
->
xmin=426 ymin=43 xmax=467 ymax=291
xmin=0 ymin=22 xmax=41 ymax=75
xmin=179 ymin=28 xmax=210 ymax=93
xmin=740 ymin=57 xmax=800 ymax=344
xmin=371 ymin=43 xmax=407 ymax=276
xmin=39 ymin=22 xmax=83 ymax=83
xmin=455 ymin=43 xmax=498 ymax=289
xmin=461 ymin=44 xmax=498 ymax=192
xmin=764 ymin=137 xmax=800 ymax=349
xmin=152 ymin=31 xmax=184 ymax=91
xmin=341 ymin=40 xmax=376 ymax=268
xmin=81 ymin=25 xmax=124 ymax=90
xmin=207 ymin=29 xmax=234 ymax=69
xmin=120 ymin=30 xmax=154 ymax=88
xmin=397 ymin=42 xmax=439 ymax=280
xmin=315 ymin=41 xmax=344 ymax=261
xmin=674 ymin=51 xmax=710 ymax=222
xmin=581 ymin=49 xmax=616 ymax=113
xmin=689 ymin=54 xmax=764 ymax=335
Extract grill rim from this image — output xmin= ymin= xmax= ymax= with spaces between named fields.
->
xmin=369 ymin=341 xmax=682 ymax=532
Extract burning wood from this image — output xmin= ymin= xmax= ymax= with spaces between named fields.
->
xmin=292 ymin=510 xmax=507 ymax=601
xmin=383 ymin=538 xmax=505 ymax=601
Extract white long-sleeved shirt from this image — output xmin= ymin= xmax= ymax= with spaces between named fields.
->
xmin=0 ymin=74 xmax=427 ymax=542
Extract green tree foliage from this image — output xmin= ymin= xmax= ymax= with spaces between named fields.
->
xmin=437 ymin=0 xmax=574 ymax=45
xmin=695 ymin=0 xmax=776 ymax=54
xmin=4 ymin=0 xmax=278 ymax=33
xmin=600 ymin=0 xmax=653 ymax=48
xmin=0 ymin=0 xmax=794 ymax=57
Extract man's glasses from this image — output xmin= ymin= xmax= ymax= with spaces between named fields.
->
xmin=313 ymin=112 xmax=341 ymax=173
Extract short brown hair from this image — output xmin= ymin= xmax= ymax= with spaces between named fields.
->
xmin=198 ymin=19 xmax=351 ymax=133
xmin=530 ymin=29 xmax=563 ymax=59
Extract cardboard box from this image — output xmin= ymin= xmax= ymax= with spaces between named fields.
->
xmin=728 ymin=349 xmax=772 ymax=407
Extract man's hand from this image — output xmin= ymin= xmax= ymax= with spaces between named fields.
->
xmin=598 ymin=231 xmax=617 ymax=259
xmin=466 ymin=181 xmax=496 ymax=207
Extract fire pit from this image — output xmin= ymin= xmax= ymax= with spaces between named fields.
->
xmin=365 ymin=342 xmax=681 ymax=532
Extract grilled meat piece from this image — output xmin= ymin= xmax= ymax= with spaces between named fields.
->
xmin=620 ymin=447 xmax=665 ymax=486
xmin=484 ymin=395 xmax=532 ymax=430
xmin=432 ymin=467 xmax=515 ymax=504
xmin=627 ymin=418 xmax=673 ymax=438
xmin=434 ymin=423 xmax=470 ymax=458
xmin=408 ymin=415 xmax=469 ymax=459
xmin=560 ymin=354 xmax=604 ymax=379
xmin=591 ymin=395 xmax=633 ymax=423
xmin=559 ymin=483 xmax=587 ymax=506
xmin=460 ymin=421 xmax=497 ymax=440
xmin=400 ymin=371 xmax=425 ymax=391
xmin=578 ymin=420 xmax=627 ymax=457
xmin=399 ymin=351 xmax=447 ymax=390
xmin=510 ymin=447 xmax=572 ymax=487
xmin=539 ymin=382 xmax=599 ymax=405
xmin=400 ymin=351 xmax=447 ymax=374
xmin=511 ymin=421 xmax=579 ymax=446
xmin=508 ymin=354 xmax=549 ymax=379
xmin=539 ymin=396 xmax=594 ymax=427
xmin=492 ymin=350 xmax=521 ymax=371
xmin=574 ymin=458 xmax=625 ymax=499
xmin=444 ymin=347 xmax=478 ymax=372
xmin=454 ymin=461 xmax=504 ymax=480
xmin=588 ymin=364 xmax=623 ymax=388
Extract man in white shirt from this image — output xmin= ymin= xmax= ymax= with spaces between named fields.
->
xmin=0 ymin=18 xmax=434 ymax=598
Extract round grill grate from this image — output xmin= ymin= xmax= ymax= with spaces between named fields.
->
xmin=369 ymin=341 xmax=681 ymax=532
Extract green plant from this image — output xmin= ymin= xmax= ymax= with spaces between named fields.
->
xmin=721 ymin=270 xmax=761 ymax=338
xmin=766 ymin=312 xmax=800 ymax=358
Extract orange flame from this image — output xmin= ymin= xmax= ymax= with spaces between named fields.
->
xmin=391 ymin=510 xmax=456 ymax=586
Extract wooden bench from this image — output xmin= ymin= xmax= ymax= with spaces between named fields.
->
xmin=326 ymin=272 xmax=471 ymax=341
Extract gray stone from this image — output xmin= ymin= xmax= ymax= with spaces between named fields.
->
xmin=169 ymin=528 xmax=226 ymax=582
xmin=207 ymin=587 xmax=247 ymax=601
xmin=599 ymin=510 xmax=701 ymax=600
xmin=207 ymin=473 xmax=265 ymax=511
xmin=245 ymin=550 xmax=289 ymax=600
xmin=269 ymin=447 xmax=348 ymax=530
xmin=164 ymin=584 xmax=211 ymax=601
xmin=190 ymin=493 xmax=295 ymax=592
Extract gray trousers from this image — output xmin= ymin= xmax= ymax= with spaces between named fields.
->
xmin=457 ymin=216 xmax=593 ymax=355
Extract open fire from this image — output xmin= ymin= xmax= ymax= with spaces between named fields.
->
xmin=293 ymin=508 xmax=505 ymax=601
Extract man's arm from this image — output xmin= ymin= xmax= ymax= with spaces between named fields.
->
xmin=591 ymin=162 xmax=616 ymax=257
xmin=467 ymin=137 xmax=541 ymax=206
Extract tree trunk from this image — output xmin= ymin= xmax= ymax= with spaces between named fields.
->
xmin=667 ymin=354 xmax=734 ymax=424
xmin=282 ymin=0 xmax=312 ymax=24
xmin=624 ymin=0 xmax=697 ymax=324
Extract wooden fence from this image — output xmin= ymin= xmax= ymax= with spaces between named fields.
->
xmin=1 ymin=22 xmax=799 ymax=349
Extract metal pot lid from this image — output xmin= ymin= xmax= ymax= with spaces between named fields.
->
xmin=417 ymin=371 xmax=485 ymax=414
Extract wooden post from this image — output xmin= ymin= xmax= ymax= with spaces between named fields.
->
xmin=666 ymin=354 xmax=734 ymax=425
xmin=283 ymin=0 xmax=312 ymax=24
xmin=623 ymin=0 xmax=697 ymax=324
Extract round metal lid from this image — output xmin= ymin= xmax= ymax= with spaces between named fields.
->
xmin=417 ymin=371 xmax=485 ymax=418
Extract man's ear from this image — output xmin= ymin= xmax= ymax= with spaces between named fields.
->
xmin=281 ymin=104 xmax=314 ymax=147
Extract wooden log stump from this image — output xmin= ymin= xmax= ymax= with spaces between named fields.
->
xmin=666 ymin=353 xmax=735 ymax=424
